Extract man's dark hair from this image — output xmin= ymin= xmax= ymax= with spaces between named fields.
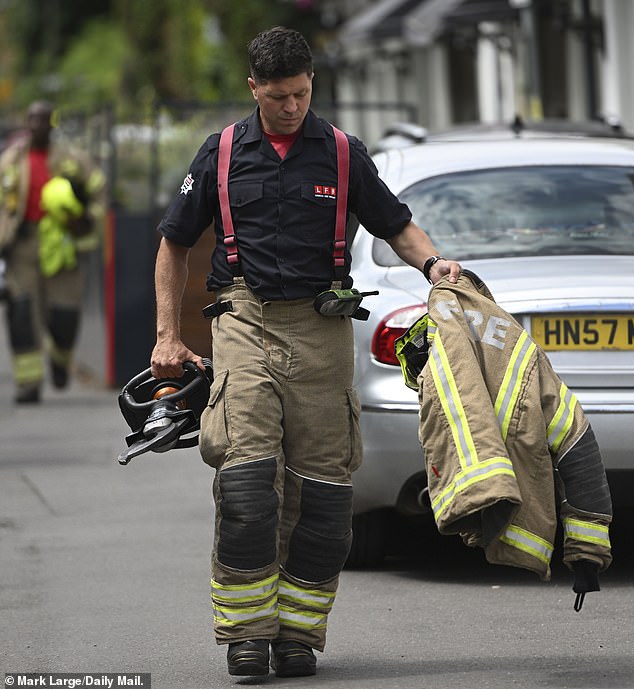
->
xmin=248 ymin=27 xmax=313 ymax=84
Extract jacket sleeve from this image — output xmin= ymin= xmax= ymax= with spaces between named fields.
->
xmin=0 ymin=139 xmax=29 ymax=252
xmin=537 ymin=349 xmax=613 ymax=572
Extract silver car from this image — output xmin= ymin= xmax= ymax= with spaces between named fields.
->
xmin=348 ymin=127 xmax=634 ymax=566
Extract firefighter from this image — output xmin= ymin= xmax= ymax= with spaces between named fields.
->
xmin=151 ymin=27 xmax=461 ymax=678
xmin=0 ymin=101 xmax=106 ymax=403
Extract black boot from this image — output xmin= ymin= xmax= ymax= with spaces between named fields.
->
xmin=15 ymin=385 xmax=41 ymax=404
xmin=271 ymin=640 xmax=317 ymax=677
xmin=50 ymin=360 xmax=69 ymax=389
xmin=226 ymin=639 xmax=269 ymax=676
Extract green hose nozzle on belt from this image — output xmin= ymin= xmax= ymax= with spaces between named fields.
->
xmin=313 ymin=288 xmax=379 ymax=320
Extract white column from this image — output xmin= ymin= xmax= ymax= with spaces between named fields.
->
xmin=565 ymin=0 xmax=587 ymax=121
xmin=426 ymin=43 xmax=451 ymax=129
xmin=600 ymin=0 xmax=634 ymax=132
xmin=499 ymin=41 xmax=516 ymax=121
xmin=477 ymin=23 xmax=500 ymax=123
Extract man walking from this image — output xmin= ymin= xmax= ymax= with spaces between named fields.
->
xmin=0 ymin=101 xmax=106 ymax=403
xmin=151 ymin=27 xmax=461 ymax=678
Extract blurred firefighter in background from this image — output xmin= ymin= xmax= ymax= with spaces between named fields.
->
xmin=0 ymin=100 xmax=106 ymax=403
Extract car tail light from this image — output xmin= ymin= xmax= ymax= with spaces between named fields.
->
xmin=371 ymin=305 xmax=427 ymax=365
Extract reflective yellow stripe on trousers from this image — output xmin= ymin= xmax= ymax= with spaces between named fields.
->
xmin=278 ymin=579 xmax=335 ymax=632
xmin=14 ymin=351 xmax=45 ymax=385
xmin=564 ymin=517 xmax=610 ymax=548
xmin=211 ymin=574 xmax=278 ymax=627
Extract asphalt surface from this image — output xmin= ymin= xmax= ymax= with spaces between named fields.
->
xmin=0 ymin=317 xmax=216 ymax=686
xmin=1 ymin=310 xmax=634 ymax=689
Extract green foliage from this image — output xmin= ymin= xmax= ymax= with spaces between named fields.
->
xmin=0 ymin=0 xmax=331 ymax=213
xmin=207 ymin=0 xmax=321 ymax=101
xmin=57 ymin=20 xmax=129 ymax=112
xmin=0 ymin=0 xmax=325 ymax=115
xmin=209 ymin=0 xmax=286 ymax=100
xmin=4 ymin=0 xmax=113 ymax=108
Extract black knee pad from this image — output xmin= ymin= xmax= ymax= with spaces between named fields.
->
xmin=48 ymin=306 xmax=80 ymax=350
xmin=557 ymin=426 xmax=613 ymax=516
xmin=285 ymin=480 xmax=353 ymax=582
xmin=7 ymin=295 xmax=36 ymax=350
xmin=217 ymin=457 xmax=279 ymax=569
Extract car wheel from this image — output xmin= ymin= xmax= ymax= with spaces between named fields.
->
xmin=345 ymin=508 xmax=390 ymax=569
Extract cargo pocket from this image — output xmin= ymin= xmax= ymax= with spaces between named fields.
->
xmin=346 ymin=388 xmax=363 ymax=472
xmin=199 ymin=369 xmax=230 ymax=469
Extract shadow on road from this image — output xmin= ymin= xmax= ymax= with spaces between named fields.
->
xmin=377 ymin=506 xmax=634 ymax=586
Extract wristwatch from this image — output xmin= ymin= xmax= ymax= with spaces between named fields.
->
xmin=423 ymin=255 xmax=445 ymax=283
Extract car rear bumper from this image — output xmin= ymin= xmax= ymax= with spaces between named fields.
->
xmin=354 ymin=394 xmax=634 ymax=513
xmin=577 ymin=390 xmax=634 ymax=470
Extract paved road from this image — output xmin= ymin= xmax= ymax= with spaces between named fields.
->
xmin=1 ymin=321 xmax=633 ymax=689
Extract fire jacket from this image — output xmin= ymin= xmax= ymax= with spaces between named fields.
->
xmin=0 ymin=133 xmax=106 ymax=255
xmin=418 ymin=271 xmax=612 ymax=581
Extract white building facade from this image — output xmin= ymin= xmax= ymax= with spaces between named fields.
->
xmin=325 ymin=0 xmax=634 ymax=146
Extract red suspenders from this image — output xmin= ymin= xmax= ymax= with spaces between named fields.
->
xmin=217 ymin=122 xmax=350 ymax=274
xmin=217 ymin=123 xmax=238 ymax=266
xmin=332 ymin=126 xmax=350 ymax=272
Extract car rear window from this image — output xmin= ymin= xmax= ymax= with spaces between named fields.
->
xmin=373 ymin=165 xmax=634 ymax=265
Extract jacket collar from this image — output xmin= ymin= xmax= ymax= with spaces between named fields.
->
xmin=238 ymin=108 xmax=326 ymax=145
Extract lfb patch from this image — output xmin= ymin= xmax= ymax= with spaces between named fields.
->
xmin=180 ymin=173 xmax=194 ymax=195
xmin=314 ymin=185 xmax=336 ymax=199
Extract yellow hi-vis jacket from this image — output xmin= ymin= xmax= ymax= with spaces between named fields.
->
xmin=38 ymin=176 xmax=83 ymax=277
xmin=0 ymin=134 xmax=106 ymax=254
xmin=418 ymin=271 xmax=612 ymax=581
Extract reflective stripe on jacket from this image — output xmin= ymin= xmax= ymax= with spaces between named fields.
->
xmin=418 ymin=271 xmax=612 ymax=581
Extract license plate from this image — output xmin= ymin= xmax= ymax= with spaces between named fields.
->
xmin=531 ymin=313 xmax=634 ymax=351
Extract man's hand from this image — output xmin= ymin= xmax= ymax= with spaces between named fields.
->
xmin=151 ymin=338 xmax=205 ymax=380
xmin=430 ymin=258 xmax=461 ymax=284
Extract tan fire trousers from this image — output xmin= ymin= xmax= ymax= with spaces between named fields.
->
xmin=4 ymin=222 xmax=82 ymax=393
xmin=199 ymin=278 xmax=363 ymax=650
